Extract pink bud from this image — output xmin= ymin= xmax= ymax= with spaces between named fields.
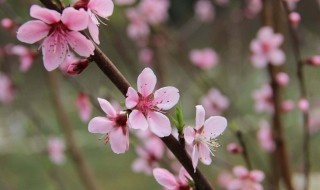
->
xmin=227 ymin=143 xmax=243 ymax=154
xmin=298 ymin=98 xmax=309 ymax=112
xmin=67 ymin=59 xmax=89 ymax=75
xmin=289 ymin=12 xmax=301 ymax=28
xmin=281 ymin=100 xmax=295 ymax=112
xmin=306 ymin=56 xmax=320 ymax=66
xmin=139 ymin=48 xmax=153 ymax=65
xmin=276 ymin=72 xmax=290 ymax=86
xmin=1 ymin=18 xmax=14 ymax=29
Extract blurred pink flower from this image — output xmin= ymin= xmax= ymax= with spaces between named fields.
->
xmin=244 ymin=0 xmax=262 ymax=19
xmin=88 ymin=98 xmax=129 ymax=154
xmin=298 ymin=98 xmax=309 ymax=112
xmin=306 ymin=55 xmax=320 ymax=66
xmin=194 ymin=0 xmax=215 ymax=23
xmin=227 ymin=166 xmax=265 ymax=190
xmin=289 ymin=12 xmax=301 ymax=28
xmin=250 ymin=27 xmax=285 ymax=68
xmin=126 ymin=68 xmax=180 ymax=137
xmin=252 ymin=84 xmax=273 ymax=113
xmin=276 ymin=72 xmax=290 ymax=86
xmin=48 ymin=137 xmax=66 ymax=165
xmin=281 ymin=100 xmax=295 ymax=112
xmin=126 ymin=8 xmax=150 ymax=42
xmin=114 ymin=0 xmax=135 ymax=6
xmin=201 ymin=88 xmax=229 ymax=116
xmin=189 ymin=48 xmax=219 ymax=69
xmin=0 ymin=72 xmax=15 ymax=104
xmin=11 ymin=45 xmax=36 ymax=72
xmin=227 ymin=143 xmax=243 ymax=154
xmin=184 ymin=105 xmax=227 ymax=171
xmin=153 ymin=167 xmax=192 ymax=190
xmin=74 ymin=0 xmax=114 ymax=44
xmin=218 ymin=171 xmax=234 ymax=188
xmin=132 ymin=138 xmax=164 ymax=175
xmin=139 ymin=48 xmax=154 ymax=65
xmin=257 ymin=120 xmax=275 ymax=152
xmin=76 ymin=92 xmax=92 ymax=122
xmin=1 ymin=18 xmax=15 ymax=29
xmin=138 ymin=0 xmax=170 ymax=25
xmin=17 ymin=5 xmax=94 ymax=71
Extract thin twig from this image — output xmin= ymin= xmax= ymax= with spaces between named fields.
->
xmin=235 ymin=130 xmax=252 ymax=170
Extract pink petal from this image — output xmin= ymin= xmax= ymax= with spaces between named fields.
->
xmin=184 ymin=126 xmax=195 ymax=144
xmin=132 ymin=158 xmax=153 ymax=175
xmin=30 ymin=5 xmax=61 ymax=24
xmin=137 ymin=68 xmax=157 ymax=97
xmin=251 ymin=54 xmax=268 ymax=68
xmin=233 ymin=166 xmax=249 ymax=177
xmin=257 ymin=26 xmax=273 ymax=41
xmin=203 ymin=116 xmax=227 ymax=138
xmin=125 ymin=87 xmax=139 ymax=109
xmin=88 ymin=18 xmax=100 ymax=44
xmin=97 ymin=98 xmax=116 ymax=117
xmin=17 ymin=20 xmax=50 ymax=44
xmin=145 ymin=138 xmax=165 ymax=159
xmin=66 ymin=31 xmax=95 ymax=57
xmin=250 ymin=170 xmax=265 ymax=182
xmin=61 ymin=7 xmax=88 ymax=31
xmin=196 ymin=105 xmax=205 ymax=130
xmin=153 ymin=87 xmax=180 ymax=110
xmin=191 ymin=145 xmax=199 ymax=172
xmin=199 ymin=143 xmax=212 ymax=165
xmin=88 ymin=0 xmax=114 ymax=18
xmin=128 ymin=110 xmax=148 ymax=130
xmin=109 ymin=127 xmax=129 ymax=154
xmin=269 ymin=34 xmax=283 ymax=48
xmin=269 ymin=49 xmax=285 ymax=65
xmin=147 ymin=111 xmax=171 ymax=137
xmin=153 ymin=168 xmax=179 ymax=190
xmin=42 ymin=33 xmax=68 ymax=71
xmin=178 ymin=167 xmax=191 ymax=185
xmin=88 ymin=117 xmax=113 ymax=133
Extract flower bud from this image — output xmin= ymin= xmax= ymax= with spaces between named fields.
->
xmin=227 ymin=143 xmax=243 ymax=154
xmin=289 ymin=12 xmax=301 ymax=28
xmin=67 ymin=59 xmax=89 ymax=75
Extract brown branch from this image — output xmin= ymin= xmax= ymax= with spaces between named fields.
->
xmin=47 ymin=71 xmax=100 ymax=190
xmin=261 ymin=0 xmax=294 ymax=190
xmin=281 ymin=1 xmax=310 ymax=190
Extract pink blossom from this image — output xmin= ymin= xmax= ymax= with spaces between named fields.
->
xmin=298 ymin=98 xmax=309 ymax=112
xmin=252 ymin=84 xmax=273 ymax=113
xmin=184 ymin=105 xmax=227 ymax=171
xmin=306 ymin=55 xmax=320 ymax=66
xmin=289 ymin=12 xmax=301 ymax=28
xmin=250 ymin=27 xmax=285 ymax=68
xmin=276 ymin=72 xmax=290 ymax=86
xmin=201 ymin=88 xmax=229 ymax=116
xmin=139 ymin=48 xmax=154 ymax=65
xmin=244 ymin=0 xmax=262 ymax=19
xmin=74 ymin=0 xmax=114 ymax=44
xmin=189 ymin=48 xmax=219 ymax=69
xmin=138 ymin=0 xmax=170 ymax=25
xmin=59 ymin=53 xmax=79 ymax=73
xmin=1 ymin=18 xmax=15 ymax=29
xmin=227 ymin=166 xmax=265 ymax=190
xmin=126 ymin=8 xmax=150 ymax=42
xmin=126 ymin=68 xmax=180 ymax=137
xmin=10 ymin=45 xmax=36 ymax=72
xmin=114 ymin=0 xmax=135 ymax=5
xmin=48 ymin=137 xmax=66 ymax=165
xmin=17 ymin=5 xmax=94 ymax=71
xmin=76 ymin=92 xmax=92 ymax=122
xmin=153 ymin=167 xmax=192 ymax=190
xmin=194 ymin=0 xmax=215 ymax=23
xmin=0 ymin=72 xmax=15 ymax=104
xmin=281 ymin=100 xmax=295 ymax=112
xmin=88 ymin=98 xmax=129 ymax=154
xmin=257 ymin=120 xmax=275 ymax=152
xmin=218 ymin=171 xmax=234 ymax=188
xmin=132 ymin=138 xmax=164 ymax=175
xmin=67 ymin=59 xmax=90 ymax=75
xmin=227 ymin=143 xmax=243 ymax=154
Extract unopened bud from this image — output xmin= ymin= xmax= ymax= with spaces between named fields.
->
xmin=227 ymin=143 xmax=243 ymax=154
xmin=289 ymin=12 xmax=301 ymax=28
xmin=306 ymin=56 xmax=320 ymax=66
xmin=67 ymin=59 xmax=89 ymax=75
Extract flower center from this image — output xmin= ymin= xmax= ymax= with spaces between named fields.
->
xmin=195 ymin=133 xmax=220 ymax=156
xmin=115 ymin=112 xmax=128 ymax=127
xmin=136 ymin=93 xmax=158 ymax=115
xmin=261 ymin=42 xmax=270 ymax=53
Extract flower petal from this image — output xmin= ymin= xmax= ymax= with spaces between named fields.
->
xmin=61 ymin=7 xmax=88 ymax=31
xmin=128 ymin=110 xmax=148 ymax=130
xmin=88 ymin=116 xmax=113 ymax=133
xmin=233 ymin=166 xmax=249 ymax=178
xmin=147 ymin=111 xmax=171 ymax=137
xmin=153 ymin=168 xmax=179 ymax=190
xmin=132 ymin=158 xmax=152 ymax=175
xmin=88 ymin=0 xmax=114 ymax=18
xmin=203 ymin=116 xmax=227 ymax=138
xmin=97 ymin=98 xmax=116 ymax=117
xmin=178 ymin=167 xmax=191 ymax=185
xmin=137 ymin=68 xmax=157 ymax=97
xmin=153 ymin=87 xmax=179 ymax=110
xmin=88 ymin=18 xmax=100 ymax=44
xmin=191 ymin=145 xmax=199 ymax=172
xmin=269 ymin=49 xmax=285 ymax=65
xmin=42 ymin=33 xmax=68 ymax=71
xmin=125 ymin=87 xmax=139 ymax=109
xmin=30 ymin=5 xmax=61 ymax=24
xmin=17 ymin=20 xmax=50 ymax=44
xmin=199 ymin=143 xmax=212 ymax=165
xmin=109 ymin=127 xmax=129 ymax=154
xmin=195 ymin=105 xmax=205 ymax=130
xmin=250 ymin=170 xmax=265 ymax=182
xmin=184 ymin=126 xmax=195 ymax=144
xmin=66 ymin=31 xmax=95 ymax=57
